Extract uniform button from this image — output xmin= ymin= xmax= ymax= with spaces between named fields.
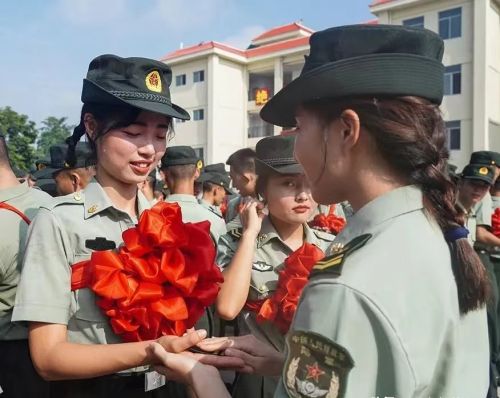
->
xmin=73 ymin=192 xmax=82 ymax=201
xmin=259 ymin=285 xmax=267 ymax=292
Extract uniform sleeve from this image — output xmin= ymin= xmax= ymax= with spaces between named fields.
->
xmin=475 ymin=194 xmax=493 ymax=227
xmin=216 ymin=234 xmax=237 ymax=269
xmin=12 ymin=208 xmax=72 ymax=325
xmin=275 ymin=280 xmax=416 ymax=398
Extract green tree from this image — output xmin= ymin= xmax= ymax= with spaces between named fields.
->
xmin=0 ymin=106 xmax=38 ymax=172
xmin=36 ymin=116 xmax=73 ymax=159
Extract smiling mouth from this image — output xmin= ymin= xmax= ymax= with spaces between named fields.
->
xmin=130 ymin=161 xmax=152 ymax=174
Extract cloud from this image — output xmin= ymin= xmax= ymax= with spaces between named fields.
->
xmin=223 ymin=25 xmax=266 ymax=49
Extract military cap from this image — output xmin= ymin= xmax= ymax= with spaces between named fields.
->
xmin=461 ymin=164 xmax=495 ymax=185
xmin=40 ymin=142 xmax=95 ymax=177
xmin=255 ymin=134 xmax=303 ymax=175
xmin=32 ymin=157 xmax=52 ymax=180
xmin=203 ymin=163 xmax=227 ymax=175
xmin=82 ymin=54 xmax=189 ymax=121
xmin=200 ymin=171 xmax=233 ymax=194
xmin=469 ymin=151 xmax=500 ymax=167
xmin=161 ymin=146 xmax=202 ymax=168
xmin=35 ymin=178 xmax=57 ymax=196
xmin=261 ymin=24 xmax=445 ymax=127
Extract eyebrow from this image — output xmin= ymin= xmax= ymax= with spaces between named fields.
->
xmin=130 ymin=121 xmax=170 ymax=129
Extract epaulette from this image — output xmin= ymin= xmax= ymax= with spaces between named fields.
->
xmin=40 ymin=191 xmax=85 ymax=210
xmin=228 ymin=227 xmax=243 ymax=240
xmin=310 ymin=234 xmax=372 ymax=278
xmin=312 ymin=229 xmax=336 ymax=242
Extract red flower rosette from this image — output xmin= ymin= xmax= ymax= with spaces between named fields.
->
xmin=71 ymin=201 xmax=223 ymax=342
xmin=248 ymin=243 xmax=324 ymax=334
xmin=493 ymin=208 xmax=500 ymax=238
xmin=309 ymin=204 xmax=346 ymax=235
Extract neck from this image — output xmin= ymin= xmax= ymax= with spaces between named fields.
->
xmin=269 ymin=215 xmax=304 ymax=251
xmin=0 ymin=167 xmax=21 ymax=190
xmin=345 ymin=160 xmax=405 ymax=212
xmin=170 ymin=179 xmax=194 ymax=195
xmin=202 ymin=192 xmax=214 ymax=205
xmin=96 ymin=168 xmax=138 ymax=218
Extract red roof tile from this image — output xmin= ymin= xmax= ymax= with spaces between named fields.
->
xmin=246 ymin=36 xmax=310 ymax=58
xmin=161 ymin=41 xmax=244 ymax=61
xmin=370 ymin=0 xmax=394 ymax=6
xmin=252 ymin=22 xmax=313 ymax=42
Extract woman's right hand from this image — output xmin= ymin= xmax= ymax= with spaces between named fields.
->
xmin=239 ymin=197 xmax=265 ymax=237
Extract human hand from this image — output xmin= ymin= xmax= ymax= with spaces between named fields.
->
xmin=239 ymin=197 xmax=265 ymax=237
xmin=196 ymin=334 xmax=284 ymax=376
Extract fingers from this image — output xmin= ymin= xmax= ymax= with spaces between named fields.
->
xmin=192 ymin=352 xmax=252 ymax=372
xmin=160 ymin=329 xmax=207 ymax=353
xmin=224 ymin=347 xmax=255 ymax=367
xmin=197 ymin=337 xmax=234 ymax=352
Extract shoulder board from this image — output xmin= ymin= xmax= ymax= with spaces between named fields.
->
xmin=40 ymin=192 xmax=85 ymax=210
xmin=312 ymin=229 xmax=336 ymax=242
xmin=310 ymin=233 xmax=372 ymax=278
xmin=228 ymin=227 xmax=243 ymax=240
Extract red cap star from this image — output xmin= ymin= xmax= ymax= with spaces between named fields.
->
xmin=305 ymin=362 xmax=325 ymax=382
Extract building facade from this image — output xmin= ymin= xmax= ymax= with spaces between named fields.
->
xmin=162 ymin=1 xmax=500 ymax=168
xmin=161 ymin=23 xmax=311 ymax=164
xmin=370 ymin=0 xmax=500 ymax=168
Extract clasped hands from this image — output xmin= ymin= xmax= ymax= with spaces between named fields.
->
xmin=148 ymin=330 xmax=284 ymax=386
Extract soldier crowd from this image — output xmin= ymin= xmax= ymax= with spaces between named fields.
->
xmin=0 ymin=23 xmax=499 ymax=398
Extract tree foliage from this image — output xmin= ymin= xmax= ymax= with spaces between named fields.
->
xmin=0 ymin=107 xmax=38 ymax=172
xmin=36 ymin=116 xmax=73 ymax=159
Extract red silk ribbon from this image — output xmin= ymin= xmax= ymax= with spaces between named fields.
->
xmin=71 ymin=201 xmax=223 ymax=341
xmin=492 ymin=208 xmax=500 ymax=238
xmin=309 ymin=204 xmax=346 ymax=235
xmin=246 ymin=243 xmax=324 ymax=334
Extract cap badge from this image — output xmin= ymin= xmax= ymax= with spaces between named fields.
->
xmin=145 ymin=70 xmax=162 ymax=93
xmin=88 ymin=204 xmax=98 ymax=214
xmin=196 ymin=160 xmax=203 ymax=170
xmin=479 ymin=167 xmax=489 ymax=175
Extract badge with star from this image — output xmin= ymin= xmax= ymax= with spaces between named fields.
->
xmin=283 ymin=331 xmax=354 ymax=398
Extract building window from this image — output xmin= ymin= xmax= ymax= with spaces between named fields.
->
xmin=175 ymin=74 xmax=186 ymax=86
xmin=193 ymin=109 xmax=204 ymax=121
xmin=193 ymin=147 xmax=204 ymax=163
xmin=444 ymin=64 xmax=461 ymax=95
xmin=193 ymin=70 xmax=205 ymax=83
xmin=439 ymin=8 xmax=461 ymax=39
xmin=445 ymin=121 xmax=461 ymax=150
xmin=248 ymin=113 xmax=273 ymax=138
xmin=403 ymin=16 xmax=424 ymax=28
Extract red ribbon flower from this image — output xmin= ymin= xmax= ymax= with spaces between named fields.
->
xmin=493 ymin=208 xmax=500 ymax=238
xmin=246 ymin=243 xmax=324 ymax=334
xmin=309 ymin=204 xmax=346 ymax=235
xmin=71 ymin=202 xmax=223 ymax=342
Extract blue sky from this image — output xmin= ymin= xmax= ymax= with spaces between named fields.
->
xmin=0 ymin=0 xmax=374 ymax=126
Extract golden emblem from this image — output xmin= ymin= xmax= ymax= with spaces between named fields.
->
xmin=73 ymin=192 xmax=82 ymax=201
xmin=196 ymin=160 xmax=203 ymax=170
xmin=479 ymin=167 xmax=489 ymax=175
xmin=145 ymin=71 xmax=162 ymax=93
xmin=87 ymin=204 xmax=98 ymax=214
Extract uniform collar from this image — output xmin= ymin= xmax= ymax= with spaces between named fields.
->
xmin=338 ymin=185 xmax=423 ymax=239
xmin=256 ymin=216 xmax=320 ymax=249
xmin=83 ymin=179 xmax=150 ymax=220
xmin=199 ymin=198 xmax=212 ymax=208
xmin=0 ymin=181 xmax=30 ymax=202
xmin=167 ymin=193 xmax=198 ymax=204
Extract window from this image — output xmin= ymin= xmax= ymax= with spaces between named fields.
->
xmin=193 ymin=109 xmax=204 ymax=121
xmin=193 ymin=70 xmax=205 ymax=83
xmin=403 ymin=16 xmax=424 ymax=28
xmin=175 ymin=74 xmax=186 ymax=86
xmin=445 ymin=121 xmax=461 ymax=150
xmin=439 ymin=8 xmax=461 ymax=39
xmin=247 ymin=113 xmax=273 ymax=138
xmin=444 ymin=65 xmax=461 ymax=95
xmin=193 ymin=147 xmax=205 ymax=163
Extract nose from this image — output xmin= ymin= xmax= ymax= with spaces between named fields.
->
xmin=295 ymin=187 xmax=309 ymax=202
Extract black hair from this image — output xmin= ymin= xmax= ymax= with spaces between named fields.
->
xmin=226 ymin=148 xmax=257 ymax=174
xmin=0 ymin=134 xmax=10 ymax=168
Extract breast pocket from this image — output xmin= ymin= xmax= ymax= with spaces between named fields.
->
xmin=72 ymin=254 xmax=108 ymax=323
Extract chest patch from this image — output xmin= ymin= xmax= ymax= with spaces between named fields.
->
xmin=284 ymin=331 xmax=354 ymax=398
xmin=252 ymin=261 xmax=274 ymax=272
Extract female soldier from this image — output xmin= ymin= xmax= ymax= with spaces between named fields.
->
xmin=149 ymin=24 xmax=491 ymax=398
xmin=216 ymin=134 xmax=334 ymax=398
xmin=11 ymin=54 xmax=224 ymax=397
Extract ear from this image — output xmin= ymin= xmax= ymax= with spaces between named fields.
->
xmin=194 ymin=168 xmax=201 ymax=179
xmin=242 ymin=171 xmax=255 ymax=183
xmin=83 ymin=113 xmax=98 ymax=141
xmin=338 ymin=109 xmax=361 ymax=150
xmin=70 ymin=171 xmax=81 ymax=189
